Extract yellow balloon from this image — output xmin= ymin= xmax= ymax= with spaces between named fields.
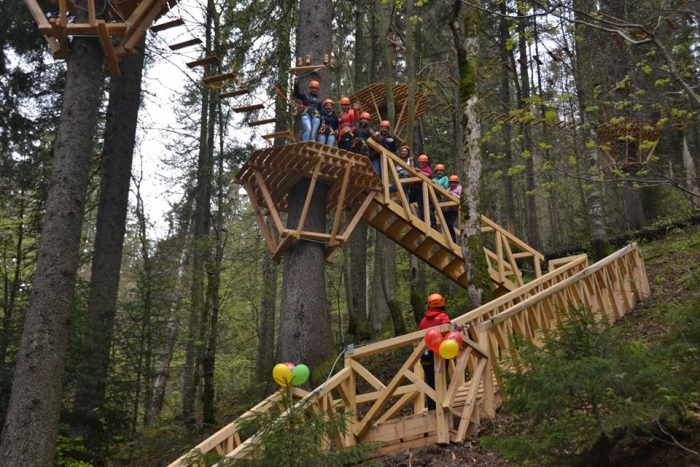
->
xmin=272 ymin=363 xmax=292 ymax=386
xmin=439 ymin=339 xmax=459 ymax=359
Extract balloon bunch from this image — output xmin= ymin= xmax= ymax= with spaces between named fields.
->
xmin=424 ymin=328 xmax=465 ymax=359
xmin=272 ymin=362 xmax=310 ymax=387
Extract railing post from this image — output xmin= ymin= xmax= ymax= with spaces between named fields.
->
xmin=435 ymin=355 xmax=450 ymax=444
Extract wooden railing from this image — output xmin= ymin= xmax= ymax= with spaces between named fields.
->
xmin=167 ymin=243 xmax=649 ymax=466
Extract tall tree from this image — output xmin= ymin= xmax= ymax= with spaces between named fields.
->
xmin=69 ymin=37 xmax=146 ymax=447
xmin=276 ymin=0 xmax=334 ymax=381
xmin=0 ymin=7 xmax=105 ymax=466
xmin=450 ymin=0 xmax=492 ymax=309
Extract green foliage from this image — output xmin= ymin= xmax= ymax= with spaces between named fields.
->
xmin=483 ymin=304 xmax=686 ymax=466
xmin=183 ymin=394 xmax=379 ymax=467
xmin=55 ymin=436 xmax=94 ymax=467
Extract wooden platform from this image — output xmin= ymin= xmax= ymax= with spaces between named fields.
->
xmin=234 ymin=142 xmax=381 ymax=262
xmin=24 ymin=0 xmax=178 ymax=76
xmin=351 ymin=83 xmax=429 ymax=142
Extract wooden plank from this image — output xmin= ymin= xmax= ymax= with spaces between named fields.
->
xmin=290 ymin=64 xmax=326 ymax=73
xmin=24 ymin=0 xmax=51 ymax=28
xmin=122 ymin=0 xmax=168 ymax=52
xmin=249 ymin=117 xmax=278 ymax=126
xmin=233 ymin=104 xmax=264 ymax=113
xmin=96 ymin=20 xmax=121 ymax=78
xmin=203 ymin=72 xmax=236 ymax=84
xmin=363 ymin=412 xmax=437 ymax=443
xmin=151 ymin=18 xmax=184 ymax=32
xmin=168 ymin=38 xmax=201 ymax=50
xmin=262 ymin=131 xmax=291 ymax=140
xmin=186 ymin=55 xmax=220 ymax=68
xmin=220 ymin=88 xmax=250 ymax=98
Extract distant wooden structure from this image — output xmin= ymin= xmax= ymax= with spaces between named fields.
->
xmin=597 ymin=121 xmax=662 ymax=170
xmin=23 ymin=0 xmax=178 ymax=76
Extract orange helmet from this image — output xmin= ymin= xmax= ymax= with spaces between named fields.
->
xmin=449 ymin=175 xmax=460 ymax=182
xmin=322 ymin=98 xmax=334 ymax=106
xmin=380 ymin=120 xmax=391 ymax=129
xmin=418 ymin=154 xmax=429 ymax=163
xmin=360 ymin=112 xmax=371 ymax=120
xmin=435 ymin=164 xmax=445 ymax=171
xmin=428 ymin=293 xmax=444 ymax=308
xmin=340 ymin=97 xmax=351 ymax=105
xmin=309 ymin=80 xmax=320 ymax=89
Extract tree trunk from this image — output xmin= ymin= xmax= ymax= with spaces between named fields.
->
xmin=255 ymin=218 xmax=279 ymax=384
xmin=450 ymin=0 xmax=493 ymax=309
xmin=682 ymin=133 xmax=700 ymax=209
xmin=69 ymin=36 xmax=145 ymax=443
xmin=0 ymin=33 xmax=104 ymax=466
xmin=498 ymin=2 xmax=516 ymax=235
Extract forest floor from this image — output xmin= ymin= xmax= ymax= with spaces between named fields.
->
xmin=373 ymin=227 xmax=700 ymax=467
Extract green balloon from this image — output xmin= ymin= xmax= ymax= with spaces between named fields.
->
xmin=291 ymin=364 xmax=310 ymax=386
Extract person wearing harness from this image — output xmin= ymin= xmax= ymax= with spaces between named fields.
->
xmin=410 ymin=154 xmax=436 ymax=228
xmin=368 ymin=120 xmax=396 ymax=180
xmin=293 ymin=78 xmax=323 ymax=141
xmin=351 ymin=112 xmax=373 ymax=157
xmin=337 ymin=97 xmax=359 ymax=151
xmin=444 ymin=175 xmax=462 ymax=242
xmin=317 ymin=99 xmax=339 ymax=146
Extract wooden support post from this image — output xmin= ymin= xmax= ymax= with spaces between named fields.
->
xmin=295 ymin=159 xmax=324 ymax=238
xmin=97 ymin=20 xmax=121 ymax=77
xmin=88 ymin=0 xmax=96 ymax=26
xmin=328 ymin=162 xmax=353 ymax=246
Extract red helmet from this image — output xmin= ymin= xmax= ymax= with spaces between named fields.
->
xmin=435 ymin=164 xmax=445 ymax=171
xmin=323 ymin=98 xmax=334 ymax=106
xmin=418 ymin=154 xmax=429 ymax=163
xmin=428 ymin=293 xmax=444 ymax=308
xmin=360 ymin=112 xmax=371 ymax=120
xmin=380 ymin=120 xmax=391 ymax=129
xmin=449 ymin=175 xmax=460 ymax=182
xmin=309 ymin=80 xmax=320 ymax=89
xmin=340 ymin=97 xmax=351 ymax=105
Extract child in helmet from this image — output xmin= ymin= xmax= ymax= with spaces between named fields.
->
xmin=367 ymin=120 xmax=396 ymax=179
xmin=432 ymin=164 xmax=449 ymax=190
xmin=444 ymin=175 xmax=462 ymax=242
xmin=419 ymin=293 xmax=451 ymax=410
xmin=317 ymin=99 xmax=339 ymax=146
xmin=410 ymin=154 xmax=436 ymax=228
xmin=351 ymin=112 xmax=373 ymax=157
xmin=337 ymin=97 xmax=359 ymax=151
xmin=293 ymin=77 xmax=323 ymax=141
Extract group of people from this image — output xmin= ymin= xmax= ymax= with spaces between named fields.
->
xmin=294 ymin=79 xmax=397 ymax=177
xmin=294 ymin=79 xmax=462 ymax=241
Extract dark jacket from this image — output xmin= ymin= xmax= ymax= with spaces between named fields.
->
xmin=293 ymin=81 xmax=323 ymax=116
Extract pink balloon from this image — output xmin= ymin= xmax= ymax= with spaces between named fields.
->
xmin=284 ymin=362 xmax=296 ymax=371
xmin=444 ymin=331 xmax=463 ymax=348
xmin=425 ymin=329 xmax=444 ymax=352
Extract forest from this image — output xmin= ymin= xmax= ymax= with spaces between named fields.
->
xmin=0 ymin=0 xmax=699 ymax=465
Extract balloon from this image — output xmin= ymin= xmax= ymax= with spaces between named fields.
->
xmin=439 ymin=339 xmax=460 ymax=359
xmin=272 ymin=363 xmax=292 ymax=387
xmin=284 ymin=362 xmax=296 ymax=371
xmin=444 ymin=331 xmax=464 ymax=348
xmin=425 ymin=329 xmax=444 ymax=352
xmin=291 ymin=364 xmax=310 ymax=386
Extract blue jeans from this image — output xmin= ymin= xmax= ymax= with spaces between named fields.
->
xmin=301 ymin=114 xmax=320 ymax=141
xmin=317 ymin=134 xmax=336 ymax=146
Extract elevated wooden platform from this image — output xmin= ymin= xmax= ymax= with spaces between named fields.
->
xmin=24 ymin=0 xmax=178 ymax=76
xmin=596 ymin=120 xmax=662 ymax=169
xmin=168 ymin=244 xmax=649 ymax=466
xmin=351 ymin=83 xmax=429 ymax=142
xmin=234 ymin=142 xmax=381 ymax=262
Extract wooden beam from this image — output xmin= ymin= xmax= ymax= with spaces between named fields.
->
xmin=186 ymin=55 xmax=220 ymax=68
xmin=261 ymin=131 xmax=291 ymax=140
xmin=96 ymin=20 xmax=121 ymax=78
xmin=168 ymin=38 xmax=201 ymax=50
xmin=151 ymin=18 xmax=184 ymax=32
xmin=233 ymin=104 xmax=264 ymax=113
xmin=290 ymin=64 xmax=326 ymax=73
xmin=203 ymin=72 xmax=235 ymax=84
xmin=249 ymin=117 xmax=278 ymax=126
xmin=219 ymin=88 xmax=250 ymax=98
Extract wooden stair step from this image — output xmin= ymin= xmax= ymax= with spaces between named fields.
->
xmin=186 ymin=55 xmax=220 ymax=68
xmin=151 ymin=18 xmax=184 ymax=32
xmin=168 ymin=38 xmax=201 ymax=50
xmin=220 ymin=89 xmax=250 ymax=98
xmin=399 ymin=228 xmax=423 ymax=247
xmin=233 ymin=104 xmax=264 ymax=113
xmin=386 ymin=219 xmax=409 ymax=237
xmin=262 ymin=131 xmax=292 ymax=140
xmin=428 ymin=249 xmax=451 ymax=268
xmin=249 ymin=118 xmax=278 ymax=126
xmin=369 ymin=208 xmax=396 ymax=229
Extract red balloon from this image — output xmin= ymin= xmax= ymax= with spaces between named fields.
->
xmin=425 ymin=328 xmax=444 ymax=352
xmin=444 ymin=331 xmax=463 ymax=348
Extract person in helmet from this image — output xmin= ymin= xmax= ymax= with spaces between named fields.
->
xmin=410 ymin=154 xmax=436 ymax=228
xmin=367 ymin=120 xmax=396 ymax=180
xmin=432 ymin=164 xmax=449 ymax=190
xmin=444 ymin=175 xmax=462 ymax=242
xmin=351 ymin=111 xmax=373 ymax=157
xmin=293 ymin=77 xmax=323 ymax=141
xmin=337 ymin=97 xmax=359 ymax=151
xmin=317 ymin=98 xmax=339 ymax=146
xmin=419 ymin=293 xmax=451 ymax=410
